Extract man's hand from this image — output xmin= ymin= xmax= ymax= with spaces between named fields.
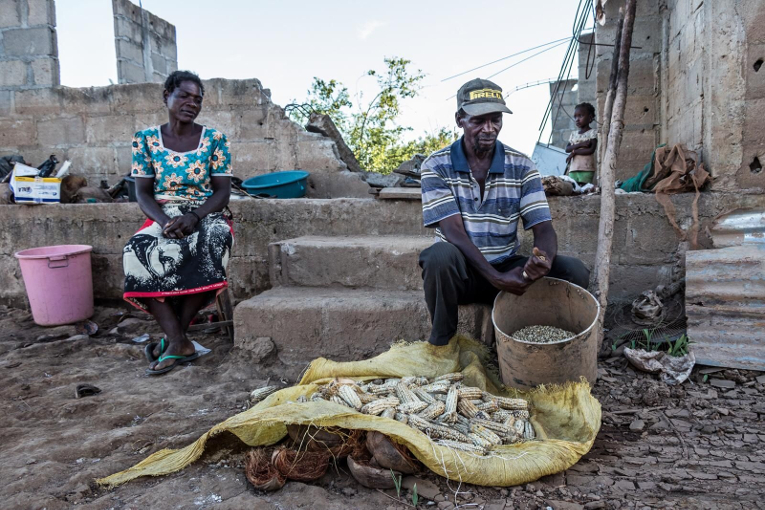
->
xmin=522 ymin=247 xmax=552 ymax=282
xmin=162 ymin=213 xmax=198 ymax=239
xmin=492 ymin=267 xmax=531 ymax=296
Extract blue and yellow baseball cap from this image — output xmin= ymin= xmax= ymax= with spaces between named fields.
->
xmin=456 ymin=78 xmax=513 ymax=116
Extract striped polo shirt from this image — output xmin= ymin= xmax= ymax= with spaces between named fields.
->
xmin=421 ymin=137 xmax=552 ymax=264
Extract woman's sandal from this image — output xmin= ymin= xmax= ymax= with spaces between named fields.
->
xmin=144 ymin=338 xmax=167 ymax=363
xmin=145 ymin=351 xmax=200 ymax=376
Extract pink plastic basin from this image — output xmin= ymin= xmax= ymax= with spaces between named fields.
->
xmin=15 ymin=244 xmax=94 ymax=326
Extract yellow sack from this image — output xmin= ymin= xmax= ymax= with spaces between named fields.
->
xmin=98 ymin=336 xmax=601 ymax=488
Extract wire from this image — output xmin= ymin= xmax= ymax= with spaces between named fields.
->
xmin=486 ymin=40 xmax=570 ymax=80
xmin=440 ymin=37 xmax=572 ymax=83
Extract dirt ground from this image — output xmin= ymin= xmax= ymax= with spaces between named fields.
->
xmin=1 ymin=304 xmax=763 ymax=510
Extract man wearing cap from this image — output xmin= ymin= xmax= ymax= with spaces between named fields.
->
xmin=418 ymin=78 xmax=590 ymax=346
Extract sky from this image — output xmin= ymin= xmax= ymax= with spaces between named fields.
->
xmin=56 ymin=0 xmax=591 ymax=156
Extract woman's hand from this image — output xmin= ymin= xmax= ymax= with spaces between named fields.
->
xmin=162 ymin=213 xmax=199 ymax=239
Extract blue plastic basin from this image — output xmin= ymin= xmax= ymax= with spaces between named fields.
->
xmin=241 ymin=170 xmax=310 ymax=199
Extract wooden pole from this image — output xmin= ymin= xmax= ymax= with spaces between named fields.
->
xmin=599 ymin=10 xmax=625 ymax=163
xmin=593 ymin=0 xmax=638 ymax=347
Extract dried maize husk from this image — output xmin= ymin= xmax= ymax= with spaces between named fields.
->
xmin=436 ymin=440 xmax=487 ymax=455
xmin=418 ymin=401 xmax=446 ymax=420
xmin=469 ymin=423 xmax=502 ymax=446
xmin=457 ymin=387 xmax=483 ymax=400
xmin=413 ymin=388 xmax=436 ymax=405
xmin=338 ymin=385 xmax=363 ymax=410
xmin=249 ymin=386 xmax=280 ymax=403
xmin=408 ymin=415 xmax=471 ymax=443
xmin=435 ymin=372 xmax=464 ymax=383
xmin=360 ymin=396 xmax=399 ymax=415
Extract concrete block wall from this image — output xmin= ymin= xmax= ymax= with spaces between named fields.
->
xmin=112 ymin=0 xmax=177 ymax=84
xmin=2 ymin=192 xmax=764 ymax=308
xmin=0 ymin=0 xmax=59 ymax=91
xmin=0 ymin=78 xmax=368 ymax=197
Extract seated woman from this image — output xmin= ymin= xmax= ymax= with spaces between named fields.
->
xmin=123 ymin=70 xmax=233 ymax=376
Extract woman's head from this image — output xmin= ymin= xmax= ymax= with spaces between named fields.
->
xmin=163 ymin=70 xmax=205 ymax=123
xmin=573 ymin=102 xmax=595 ymax=129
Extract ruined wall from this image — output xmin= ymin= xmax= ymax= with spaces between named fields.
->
xmin=2 ymin=193 xmax=763 ymax=307
xmin=112 ymin=0 xmax=177 ymax=84
xmin=0 ymin=0 xmax=58 ymax=99
xmin=595 ymin=0 xmax=661 ymax=182
xmin=548 ymin=79 xmax=578 ymax=149
xmin=0 ymin=79 xmax=368 ymax=197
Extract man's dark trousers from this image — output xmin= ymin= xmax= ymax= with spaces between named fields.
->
xmin=419 ymin=242 xmax=591 ymax=346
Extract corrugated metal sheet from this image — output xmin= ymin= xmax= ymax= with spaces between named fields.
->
xmin=686 ymin=245 xmax=765 ymax=370
xmin=711 ymin=209 xmax=765 ymax=248
xmin=531 ymin=142 xmax=568 ymax=177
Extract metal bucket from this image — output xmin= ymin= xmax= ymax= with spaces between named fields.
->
xmin=492 ymin=277 xmax=600 ymax=390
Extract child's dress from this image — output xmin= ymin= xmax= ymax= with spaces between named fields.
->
xmin=567 ymin=128 xmax=598 ymax=184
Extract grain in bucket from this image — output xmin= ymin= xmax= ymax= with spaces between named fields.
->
xmin=492 ymin=277 xmax=600 ymax=390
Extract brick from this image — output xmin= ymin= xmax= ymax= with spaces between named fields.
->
xmin=85 ymin=115 xmax=136 ymax=145
xmin=0 ymin=119 xmax=36 ymax=149
xmin=116 ymin=39 xmax=144 ymax=64
xmin=2 ymin=27 xmax=56 ymax=57
xmin=37 ymin=116 xmax=86 ymax=147
xmin=117 ymin=60 xmax=148 ymax=84
xmin=30 ymin=57 xmax=59 ymax=86
xmin=27 ymin=0 xmax=56 ymax=26
xmin=0 ymin=59 xmax=27 ymax=87
xmin=0 ymin=1 xmax=21 ymax=28
xmin=66 ymin=146 xmax=118 ymax=175
xmin=13 ymin=87 xmax=61 ymax=115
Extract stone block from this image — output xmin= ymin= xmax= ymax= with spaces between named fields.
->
xmin=215 ymin=79 xmax=266 ymax=107
xmin=160 ymin=39 xmax=177 ymax=62
xmin=27 ymin=0 xmax=56 ymax=26
xmin=746 ymin=43 xmax=765 ymax=100
xmin=30 ymin=57 xmax=59 ymax=86
xmin=133 ymin=110 xmax=166 ymax=129
xmin=110 ymin=82 xmax=164 ymax=112
xmin=0 ymin=1 xmax=20 ymax=28
xmin=150 ymin=52 xmax=166 ymax=75
xmin=296 ymin=139 xmax=347 ymax=172
xmin=117 ymin=60 xmax=148 ymax=84
xmin=37 ymin=116 xmax=85 ymax=147
xmin=112 ymin=0 xmax=141 ymax=21
xmin=116 ymin=38 xmax=144 ymax=64
xmin=114 ymin=145 xmax=132 ymax=175
xmin=60 ymin=86 xmax=113 ymax=115
xmin=0 ymin=59 xmax=27 ymax=87
xmin=307 ymin=170 xmax=369 ymax=199
xmin=85 ymin=114 xmax=136 ymax=145
xmin=201 ymin=110 xmax=237 ymax=139
xmin=269 ymin=235 xmax=432 ymax=291
xmin=0 ymin=89 xmax=11 ymax=116
xmin=238 ymin=107 xmax=269 ymax=139
xmin=2 ymin=27 xmax=56 ymax=57
xmin=623 ymin=94 xmax=658 ymax=128
xmin=113 ymin=17 xmax=143 ymax=41
xmin=229 ymin=141 xmax=277 ymax=175
xmin=0 ymin=119 xmax=36 ymax=149
xmin=66 ymin=146 xmax=118 ymax=176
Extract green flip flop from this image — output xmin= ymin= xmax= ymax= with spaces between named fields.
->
xmin=144 ymin=338 xmax=167 ymax=363
xmin=145 ymin=351 xmax=200 ymax=376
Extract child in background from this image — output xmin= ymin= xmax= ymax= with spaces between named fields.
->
xmin=565 ymin=102 xmax=598 ymax=185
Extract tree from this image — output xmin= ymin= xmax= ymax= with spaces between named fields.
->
xmin=289 ymin=58 xmax=457 ymax=174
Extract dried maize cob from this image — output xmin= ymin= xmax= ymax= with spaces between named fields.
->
xmin=492 ymin=410 xmax=511 ymax=422
xmin=453 ymin=421 xmax=470 ymax=436
xmin=413 ymin=387 xmax=436 ymax=404
xmin=442 ymin=385 xmax=458 ymax=422
xmin=510 ymin=410 xmax=530 ymax=420
xmin=381 ymin=407 xmax=396 ymax=420
xmin=359 ymin=383 xmax=370 ymax=392
xmin=502 ymin=415 xmax=517 ymax=429
xmin=310 ymin=392 xmax=325 ymax=402
xmin=414 ymin=376 xmax=429 ymax=386
xmin=358 ymin=392 xmax=377 ymax=404
xmin=503 ymin=432 xmax=522 ymax=445
xmin=456 ymin=414 xmax=471 ymax=427
xmin=436 ymin=440 xmax=487 ymax=455
xmin=296 ymin=395 xmax=307 ymax=403
xmin=395 ymin=382 xmax=420 ymax=405
xmin=469 ymin=423 xmax=502 ymax=446
xmin=360 ymin=396 xmax=399 ymax=415
xmin=421 ymin=381 xmax=450 ymax=394
xmin=470 ymin=418 xmax=513 ymax=436
xmin=397 ymin=401 xmax=429 ymax=414
xmin=457 ymin=387 xmax=483 ymax=400
xmin=474 ymin=411 xmax=492 ymax=421
xmin=395 ymin=412 xmax=409 ymax=424
xmin=368 ymin=385 xmax=395 ymax=395
xmin=468 ymin=432 xmax=493 ymax=450
xmin=493 ymin=396 xmax=529 ymax=411
xmin=418 ymin=401 xmax=446 ymax=420
xmin=435 ymin=372 xmax=464 ymax=383
xmin=457 ymin=399 xmax=480 ymax=419
xmin=401 ymin=376 xmax=417 ymax=386
xmin=407 ymin=415 xmax=471 ymax=443
xmin=249 ymin=385 xmax=280 ymax=403
xmin=372 ymin=379 xmax=384 ymax=385
xmin=524 ymin=420 xmax=536 ymax=440
xmin=338 ymin=385 xmax=363 ymax=410
xmin=384 ymin=378 xmax=401 ymax=385
xmin=331 ymin=395 xmax=351 ymax=407
xmin=513 ymin=418 xmax=526 ymax=436
xmin=434 ymin=394 xmax=447 ymax=402
xmin=476 ymin=401 xmax=499 ymax=413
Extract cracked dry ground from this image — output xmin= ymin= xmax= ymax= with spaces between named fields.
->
xmin=0 ymin=305 xmax=763 ymax=510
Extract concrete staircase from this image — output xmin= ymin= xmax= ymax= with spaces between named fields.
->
xmin=234 ymin=235 xmax=494 ymax=381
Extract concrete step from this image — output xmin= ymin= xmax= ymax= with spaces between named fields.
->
xmin=233 ymin=287 xmax=494 ymax=381
xmin=268 ymin=235 xmax=434 ymax=291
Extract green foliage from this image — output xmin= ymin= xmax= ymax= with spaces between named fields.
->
xmin=628 ymin=330 xmax=691 ymax=358
xmin=289 ymin=57 xmax=457 ymax=174
xmin=412 ymin=483 xmax=419 ymax=507
xmin=391 ymin=470 xmax=402 ymax=498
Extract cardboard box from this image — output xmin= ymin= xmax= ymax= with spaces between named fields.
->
xmin=10 ymin=163 xmax=61 ymax=204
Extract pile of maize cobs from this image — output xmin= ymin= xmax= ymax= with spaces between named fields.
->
xmin=306 ymin=373 xmax=536 ymax=456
